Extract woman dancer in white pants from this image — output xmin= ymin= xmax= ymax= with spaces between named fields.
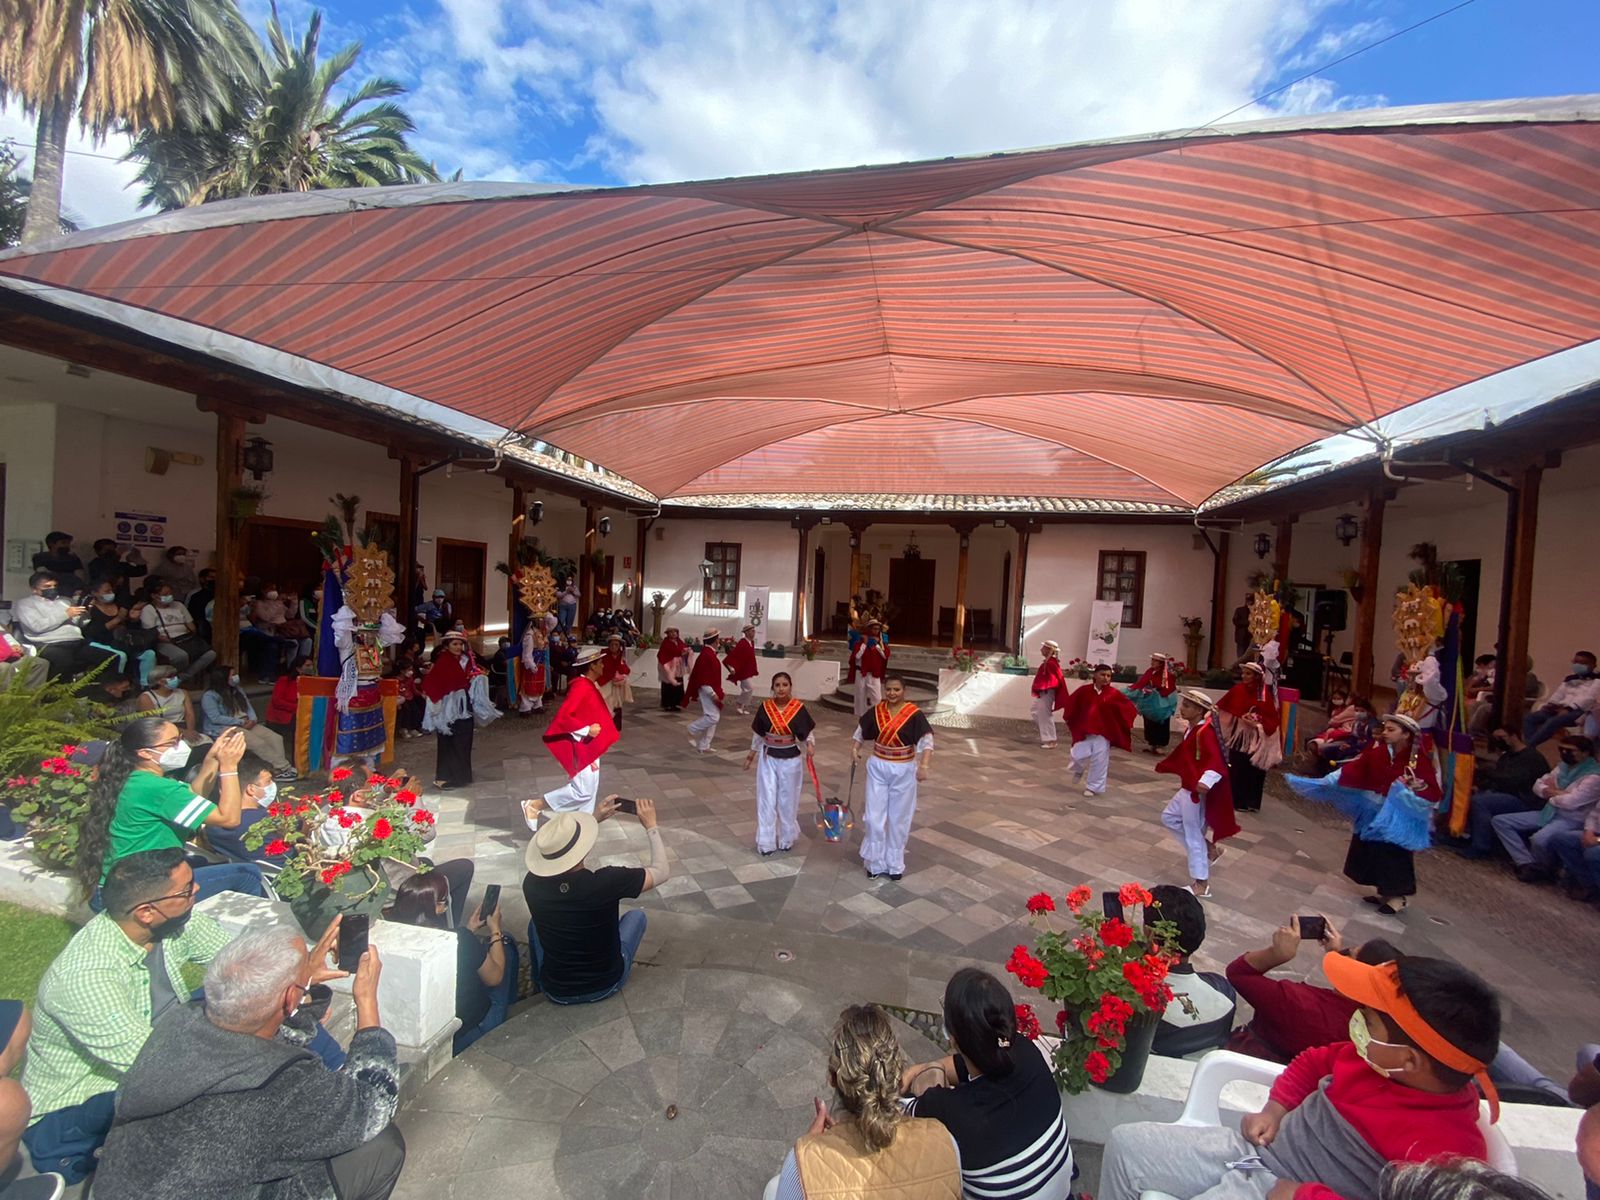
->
xmin=851 ymin=677 xmax=934 ymax=881
xmin=744 ymin=672 xmax=816 ymax=856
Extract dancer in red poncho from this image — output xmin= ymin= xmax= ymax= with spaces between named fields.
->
xmin=655 ymin=626 xmax=689 ymax=711
xmin=1062 ymin=662 xmax=1136 ymax=797
xmin=1217 ymin=660 xmax=1280 ymax=813
xmin=598 ymin=634 xmax=632 ymax=730
xmin=684 ymin=628 xmax=725 ymax=753
xmin=523 ymin=645 xmax=620 ymax=819
xmin=1129 ymin=652 xmax=1179 ymax=753
xmin=1030 ymin=639 xmax=1069 ymax=748
xmin=724 ymin=623 xmax=760 ymax=715
xmin=1334 ymin=713 xmax=1440 ymax=913
xmin=421 ymin=632 xmax=499 ymax=788
xmin=1157 ymin=690 xmax=1239 ymax=898
xmin=852 ymin=620 xmax=890 ymax=719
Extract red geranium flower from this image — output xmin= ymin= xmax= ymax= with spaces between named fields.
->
xmin=1005 ymin=945 xmax=1050 ymax=990
xmin=1025 ymin=892 xmax=1055 ymax=915
xmin=1014 ymin=1003 xmax=1041 ymax=1041
xmin=393 ymin=789 xmax=419 ymax=807
xmin=59 ymin=744 xmax=81 ymax=756
xmin=264 ymin=839 xmax=289 ymax=856
xmin=371 ymin=817 xmax=393 ymax=841
xmin=337 ymin=811 xmax=360 ymax=829
xmin=1065 ymin=885 xmax=1093 ymax=914
xmin=1056 ymin=1009 xmax=1069 ymax=1034
xmin=1084 ymin=1051 xmax=1111 ymax=1084
xmin=411 ymin=809 xmax=436 ymax=826
xmin=329 ymin=767 xmax=353 ymax=782
xmin=1099 ymin=918 xmax=1135 ymax=949
xmin=1119 ymin=883 xmax=1154 ymax=908
xmin=367 ymin=774 xmax=392 ymax=788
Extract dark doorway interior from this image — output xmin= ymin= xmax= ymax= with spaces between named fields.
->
xmin=595 ymin=554 xmax=615 ymax=610
xmin=1444 ymin=558 xmax=1482 ymax=664
xmin=436 ymin=539 xmax=487 ymax=632
xmin=244 ymin=517 xmax=324 ymax=596
xmin=888 ymin=557 xmax=937 ymax=642
xmin=812 ymin=546 xmax=826 ymax=638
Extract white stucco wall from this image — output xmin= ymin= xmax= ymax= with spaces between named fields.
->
xmin=0 ymin=400 xmax=60 ymax=599
xmin=642 ymin=517 xmax=801 ymax=642
xmin=1022 ymin=524 xmax=1216 ymax=666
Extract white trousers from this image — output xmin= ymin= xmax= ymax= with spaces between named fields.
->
xmin=688 ymin=686 xmax=721 ymax=750
xmin=544 ymin=761 xmax=600 ymax=814
xmin=1069 ymin=734 xmax=1109 ymax=794
xmin=854 ymin=673 xmax=883 ymax=719
xmin=735 ymin=678 xmax=755 ymax=713
xmin=1161 ymin=787 xmax=1210 ymax=882
xmin=755 ymin=751 xmax=804 ymax=853
xmin=1032 ymin=691 xmax=1058 ymax=744
xmin=860 ymin=756 xmax=918 ymax=876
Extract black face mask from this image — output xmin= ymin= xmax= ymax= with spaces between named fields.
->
xmin=1488 ymin=737 xmax=1509 ymax=754
xmin=40 ymin=587 xmax=59 ymax=599
xmin=150 ymin=907 xmax=194 ymax=941
xmin=1559 ymin=750 xmax=1583 ymax=766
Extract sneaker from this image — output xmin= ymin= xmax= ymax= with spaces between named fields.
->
xmin=888 ymin=873 xmax=903 ymax=881
xmin=759 ymin=850 xmax=774 ymax=858
xmin=1082 ymin=788 xmax=1095 ymax=798
xmin=273 ymin=767 xmax=299 ymax=782
xmin=4 ymin=1174 xmax=66 ymax=1200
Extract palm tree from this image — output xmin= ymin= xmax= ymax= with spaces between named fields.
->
xmin=0 ymin=139 xmax=78 ymax=245
xmin=0 ymin=0 xmax=260 ymax=244
xmin=129 ymin=6 xmax=440 ymax=209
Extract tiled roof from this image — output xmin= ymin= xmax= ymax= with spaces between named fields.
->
xmin=662 ymin=493 xmax=1193 ymax=514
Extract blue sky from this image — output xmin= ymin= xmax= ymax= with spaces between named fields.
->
xmin=3 ymin=0 xmax=1598 ymax=228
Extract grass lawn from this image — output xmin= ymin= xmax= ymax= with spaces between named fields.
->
xmin=0 ymin=901 xmax=78 ymax=1002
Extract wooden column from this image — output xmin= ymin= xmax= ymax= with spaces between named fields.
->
xmin=1009 ymin=521 xmax=1032 ymax=654
xmin=1207 ymin=530 xmax=1231 ymax=669
xmin=395 ymin=452 xmax=419 ymax=621
xmin=952 ymin=528 xmax=972 ymax=651
xmin=212 ymin=411 xmax=244 ymax=668
xmin=579 ymin=503 xmax=597 ymax=627
xmin=847 ymin=527 xmax=864 ymax=602
xmin=1350 ymin=492 xmax=1386 ymax=698
xmin=508 ymin=482 xmax=525 ymax=626
xmin=792 ymin=520 xmax=813 ymax=644
xmin=1271 ymin=515 xmax=1295 ymax=585
xmin=1498 ymin=461 xmax=1546 ymax=730
xmin=634 ymin=518 xmax=649 ymax=628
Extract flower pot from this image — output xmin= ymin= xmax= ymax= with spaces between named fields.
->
xmin=1093 ymin=1008 xmax=1162 ymax=1094
xmin=1001 ymin=665 xmax=1030 ymax=676
xmin=287 ymin=866 xmax=391 ymax=939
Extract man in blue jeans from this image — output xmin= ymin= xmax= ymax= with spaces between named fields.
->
xmin=522 ymin=799 xmax=666 ymax=1005
xmin=1523 ymin=651 xmax=1600 ymax=746
xmin=1454 ymin=727 xmax=1556 ymax=858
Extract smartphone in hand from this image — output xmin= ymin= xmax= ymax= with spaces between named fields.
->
xmin=337 ymin=914 xmax=370 ymax=973
xmin=1297 ymin=915 xmax=1327 ymax=941
xmin=480 ymin=883 xmax=502 ymax=917
xmin=613 ymin=798 xmax=639 ymax=815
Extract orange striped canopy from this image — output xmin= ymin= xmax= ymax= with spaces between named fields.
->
xmin=3 ymin=98 xmax=1598 ymax=508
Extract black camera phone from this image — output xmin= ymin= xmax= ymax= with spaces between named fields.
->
xmin=613 ymin=798 xmax=639 ymax=815
xmin=1297 ymin=915 xmax=1327 ymax=941
xmin=480 ymin=883 xmax=502 ymax=917
xmin=1102 ymin=892 xmax=1125 ymax=923
xmin=337 ymin=914 xmax=370 ymax=973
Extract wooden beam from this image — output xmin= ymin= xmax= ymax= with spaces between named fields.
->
xmin=634 ymin=518 xmax=649 ymax=629
xmin=1350 ymin=491 xmax=1386 ymax=698
xmin=212 ymin=411 xmax=244 ymax=669
xmin=952 ymin=531 xmax=971 ymax=651
xmin=1208 ymin=530 xmax=1230 ymax=669
xmin=1010 ymin=524 xmax=1032 ymax=654
xmin=509 ymin=483 xmax=526 ymax=628
xmin=396 ymin=454 xmax=419 ymax=623
xmin=580 ymin=503 xmax=597 ymax=628
xmin=1498 ymin=463 xmax=1543 ymax=729
xmin=793 ymin=522 xmax=811 ymax=644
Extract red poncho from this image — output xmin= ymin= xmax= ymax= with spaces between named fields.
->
xmin=856 ymin=640 xmax=889 ymax=679
xmin=1032 ymin=657 xmax=1068 ymax=710
xmin=543 ymin=675 xmax=619 ymax=777
xmin=1337 ymin=736 xmax=1442 ymax=802
xmin=1062 ymin=682 xmax=1137 ymax=750
xmin=1218 ymin=678 xmax=1280 ymax=734
xmin=656 ymin=635 xmax=687 ymax=667
xmin=1132 ymin=661 xmax=1176 ymax=696
xmin=419 ymin=651 xmax=479 ymax=703
xmin=1157 ymin=714 xmax=1240 ymax=841
xmin=598 ymin=649 xmax=631 ymax=685
xmin=724 ymin=636 xmax=759 ymax=684
xmin=682 ymin=645 xmax=725 ymax=708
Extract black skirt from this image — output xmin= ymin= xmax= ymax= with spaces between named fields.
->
xmin=661 ymin=682 xmax=685 ymax=710
xmin=435 ymin=716 xmax=475 ymax=787
xmin=1144 ymin=716 xmax=1171 ymax=749
xmin=1228 ymin=747 xmax=1266 ymax=812
xmin=1344 ymin=834 xmax=1416 ymax=897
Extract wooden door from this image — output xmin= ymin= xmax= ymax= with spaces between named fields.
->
xmin=243 ymin=517 xmax=325 ymax=595
xmin=811 ymin=546 xmax=826 ymax=636
xmin=436 ymin=539 xmax=487 ymax=632
xmin=888 ymin=557 xmax=937 ymax=642
xmin=594 ymin=554 xmax=615 ymax=609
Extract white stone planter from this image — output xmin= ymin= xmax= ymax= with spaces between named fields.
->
xmin=625 ymin=649 xmax=840 ymax=701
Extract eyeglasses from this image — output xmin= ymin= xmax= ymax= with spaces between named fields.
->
xmin=136 ymin=879 xmax=200 ymax=909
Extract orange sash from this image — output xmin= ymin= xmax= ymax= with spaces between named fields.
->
xmin=762 ymin=698 xmax=803 ymax=747
xmin=873 ymin=701 xmax=919 ymax=760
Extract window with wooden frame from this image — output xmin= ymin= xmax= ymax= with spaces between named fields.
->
xmin=1097 ymin=550 xmax=1146 ymax=628
xmin=703 ymin=542 xmax=742 ymax=609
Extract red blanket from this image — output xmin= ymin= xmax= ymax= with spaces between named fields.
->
xmin=724 ymin=637 xmax=759 ymax=683
xmin=1218 ymin=679 xmax=1280 ymax=734
xmin=1032 ymin=658 xmax=1068 ymax=711
xmin=656 ymin=636 xmax=687 ymax=667
xmin=682 ymin=646 xmax=725 ymax=708
xmin=1062 ymin=682 xmax=1136 ymax=750
xmin=419 ymin=651 xmax=479 ymax=703
xmin=598 ymin=649 xmax=631 ymax=685
xmin=1156 ymin=714 xmax=1239 ymax=840
xmin=543 ymin=676 xmax=619 ymax=777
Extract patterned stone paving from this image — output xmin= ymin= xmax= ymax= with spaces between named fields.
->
xmin=385 ymin=693 xmax=1599 ymax=1199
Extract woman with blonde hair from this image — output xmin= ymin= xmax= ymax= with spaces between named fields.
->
xmin=765 ymin=1004 xmax=959 ymax=1199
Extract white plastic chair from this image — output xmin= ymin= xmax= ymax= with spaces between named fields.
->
xmin=1137 ymin=1049 xmax=1516 ymax=1200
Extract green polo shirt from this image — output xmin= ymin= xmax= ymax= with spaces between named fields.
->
xmin=102 ymin=771 xmax=216 ymax=882
xmin=21 ymin=911 xmax=229 ymax=1120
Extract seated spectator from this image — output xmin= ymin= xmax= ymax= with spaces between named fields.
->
xmin=85 ymin=538 xmax=146 ymax=589
xmin=186 ymin=567 xmax=217 ymax=642
xmin=249 ymin=582 xmax=301 ymax=681
xmin=1492 ymin=734 xmax=1600 ymax=883
xmin=1455 ymin=728 xmax=1555 ymax=858
xmin=393 ymin=648 xmax=424 ymax=739
xmin=92 ymin=928 xmax=405 ymax=1200
xmin=386 ymin=873 xmax=516 ymax=1055
xmin=11 ymin=572 xmax=110 ymax=680
xmin=20 ymin=850 xmax=230 ymax=1182
xmin=139 ymin=580 xmax=216 ymax=681
xmin=0 ymin=629 xmax=49 ymax=691
xmin=81 ymin=578 xmax=154 ymax=687
xmin=900 ymin=968 xmax=1074 ymax=1200
xmin=1524 ymin=652 xmax=1600 ymax=746
xmin=1144 ymin=884 xmax=1236 ymax=1058
xmin=76 ymin=718 xmax=264 ymax=906
xmin=1 ymin=999 xmax=66 ymax=1198
xmin=279 ymin=587 xmax=313 ymax=663
xmin=1100 ymin=954 xmax=1502 ymax=1200
xmin=428 ymin=589 xmax=454 ymax=637
xmin=766 ymin=1004 xmax=960 ymax=1200
xmin=203 ymin=765 xmax=289 ymax=869
xmin=149 ymin=545 xmax=199 ymax=601
xmin=1306 ymin=695 xmax=1374 ymax=771
xmin=199 ymin=664 xmax=298 ymax=781
xmin=489 ymin=636 xmax=515 ymax=707
xmin=29 ymin=533 xmax=84 ymax=591
xmin=1549 ymin=799 xmax=1600 ymax=902
xmin=1381 ymin=1160 xmax=1555 ymax=1200
xmin=135 ymin=664 xmax=205 ymax=743
xmin=265 ymin=657 xmax=311 ymax=744
xmin=522 ymin=799 xmax=666 ymax=1004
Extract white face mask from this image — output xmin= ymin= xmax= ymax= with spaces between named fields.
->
xmin=228 ymin=674 xmax=241 ymax=687
xmin=173 ymin=554 xmax=189 ymax=564
xmin=99 ymin=592 xmax=116 ymax=603
xmin=155 ymin=741 xmax=191 ymax=771
xmin=158 ymin=595 xmax=174 ymax=606
xmin=160 ymin=676 xmax=180 ymax=690
xmin=257 ymin=781 xmax=278 ymax=806
xmin=265 ymin=591 xmax=279 ymax=600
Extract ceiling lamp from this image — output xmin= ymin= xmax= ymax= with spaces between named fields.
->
xmin=1334 ymin=513 xmax=1359 ymax=546
xmin=1253 ymin=532 xmax=1272 ymax=560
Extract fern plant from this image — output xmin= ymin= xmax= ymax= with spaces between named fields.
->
xmin=0 ymin=667 xmax=121 ymax=783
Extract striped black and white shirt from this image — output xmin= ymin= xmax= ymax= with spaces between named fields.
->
xmin=908 ymin=1039 xmax=1075 ymax=1199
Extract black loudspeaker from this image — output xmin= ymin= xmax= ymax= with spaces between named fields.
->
xmin=1313 ymin=589 xmax=1348 ymax=633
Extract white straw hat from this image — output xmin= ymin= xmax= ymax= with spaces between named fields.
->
xmin=524 ymin=810 xmax=598 ymax=876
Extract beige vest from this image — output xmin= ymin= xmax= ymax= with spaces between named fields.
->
xmin=793 ymin=1116 xmax=961 ymax=1200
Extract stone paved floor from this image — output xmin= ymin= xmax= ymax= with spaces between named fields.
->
xmin=386 ymin=695 xmax=1599 ymax=1199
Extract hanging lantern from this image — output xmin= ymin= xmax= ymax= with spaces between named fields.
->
xmin=598 ymin=516 xmax=613 ymax=537
xmin=1334 ymin=513 xmax=1359 ymax=546
xmin=527 ymin=500 xmax=544 ymax=525
xmin=241 ymin=436 xmax=274 ymax=481
xmin=1253 ymin=532 xmax=1272 ymax=560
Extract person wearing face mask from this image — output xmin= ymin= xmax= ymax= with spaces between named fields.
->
xmin=11 ymin=571 xmax=112 ymax=680
xmin=18 ymin=850 xmax=233 ymax=1183
xmin=91 ymin=927 xmax=403 ymax=1200
xmin=199 ymin=664 xmax=298 ymax=781
xmin=1491 ymin=734 xmax=1600 ymax=884
xmin=139 ymin=580 xmax=217 ymax=681
xmin=1523 ymin=651 xmax=1600 ymax=747
xmin=1099 ymin=953 xmax=1502 ymax=1200
xmin=421 ymin=633 xmax=497 ymax=788
xmin=76 ymin=717 xmax=265 ymax=908
xmin=135 ymin=664 xmax=204 ymax=744
xmin=82 ymin=578 xmax=156 ymax=686
xmin=250 ymin=581 xmax=302 ymax=680
xmin=386 ymin=872 xmax=514 ymax=1055
xmin=1452 ymin=728 xmax=1556 ymax=859
xmin=203 ymin=767 xmax=291 ymax=869
xmin=152 ymin=545 xmax=200 ymax=600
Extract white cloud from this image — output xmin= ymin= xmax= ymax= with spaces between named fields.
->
xmin=1 ymin=104 xmax=147 ymax=230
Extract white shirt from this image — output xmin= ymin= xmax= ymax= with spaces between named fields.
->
xmin=141 ymin=600 xmax=195 ymax=639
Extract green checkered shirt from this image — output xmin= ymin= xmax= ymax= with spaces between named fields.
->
xmin=22 ymin=911 xmax=229 ymax=1121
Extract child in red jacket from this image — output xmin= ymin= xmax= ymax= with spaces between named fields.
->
xmin=1100 ymin=953 xmax=1502 ymax=1200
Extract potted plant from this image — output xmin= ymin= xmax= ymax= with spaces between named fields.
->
xmin=1111 ymin=662 xmax=1138 ymax=683
xmin=648 ymin=590 xmax=667 ymax=639
xmin=230 ymin=484 xmax=268 ymax=521
xmin=802 ymin=637 xmax=821 ymax=662
xmin=950 ymin=648 xmax=980 ymax=673
xmin=5 ymin=745 xmax=95 ymax=872
xmin=1066 ymin=656 xmax=1092 ymax=680
xmin=761 ymin=639 xmax=784 ymax=658
xmin=1005 ymin=883 xmax=1182 ymax=1094
xmin=244 ymin=768 xmax=437 ymax=936
xmin=1000 ymin=654 xmax=1030 ymax=676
